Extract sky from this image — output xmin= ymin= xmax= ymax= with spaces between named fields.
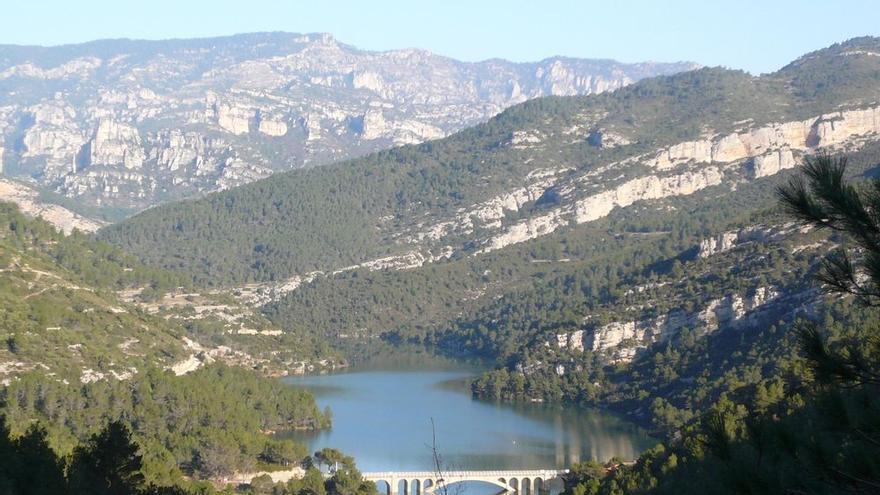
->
xmin=2 ymin=0 xmax=879 ymax=74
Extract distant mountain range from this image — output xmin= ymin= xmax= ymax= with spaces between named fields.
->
xmin=0 ymin=32 xmax=697 ymax=222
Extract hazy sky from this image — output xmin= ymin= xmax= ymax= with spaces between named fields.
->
xmin=3 ymin=0 xmax=879 ymax=74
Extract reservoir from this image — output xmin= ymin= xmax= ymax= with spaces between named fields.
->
xmin=284 ymin=355 xmax=654 ymax=473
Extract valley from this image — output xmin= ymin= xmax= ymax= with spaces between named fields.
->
xmin=1 ymin=27 xmax=880 ymax=495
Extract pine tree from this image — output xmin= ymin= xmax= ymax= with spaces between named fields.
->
xmin=68 ymin=421 xmax=147 ymax=495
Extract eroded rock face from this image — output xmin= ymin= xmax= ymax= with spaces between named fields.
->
xmin=587 ymin=286 xmax=786 ymax=362
xmin=21 ymin=101 xmax=85 ymax=178
xmin=258 ymin=117 xmax=288 ymax=137
xmin=359 ymin=108 xmax=387 ymax=140
xmin=752 ymin=148 xmax=796 ymax=178
xmin=215 ymin=102 xmax=253 ymax=135
xmin=0 ymin=32 xmax=696 ymax=214
xmin=90 ymin=119 xmax=145 ymax=169
xmin=699 ymin=232 xmax=740 ymax=258
xmin=588 ymin=129 xmax=632 ymax=149
xmin=697 ymin=223 xmax=813 ymax=258
xmin=453 ymin=104 xmax=880 ymax=256
xmin=814 ymin=107 xmax=880 ymax=146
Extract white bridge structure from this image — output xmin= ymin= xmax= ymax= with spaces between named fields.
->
xmin=363 ymin=470 xmax=568 ymax=495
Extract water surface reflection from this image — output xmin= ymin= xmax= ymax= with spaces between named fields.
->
xmin=284 ymin=358 xmax=654 ymax=471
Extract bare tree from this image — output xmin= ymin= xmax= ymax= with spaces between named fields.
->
xmin=428 ymin=418 xmax=464 ymax=495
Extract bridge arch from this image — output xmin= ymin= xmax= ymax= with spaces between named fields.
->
xmin=375 ymin=480 xmax=393 ymax=495
xmin=432 ymin=478 xmax=511 ymax=494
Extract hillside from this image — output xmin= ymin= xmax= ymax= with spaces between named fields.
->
xmin=0 ymin=200 xmax=340 ymax=384
xmin=101 ymin=37 xmax=880 ymax=286
xmin=96 ymin=38 xmax=880 ymax=437
xmin=0 ymin=200 xmax=339 ymax=485
xmin=0 ymin=32 xmax=695 ymax=222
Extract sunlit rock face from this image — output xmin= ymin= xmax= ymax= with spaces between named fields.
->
xmin=0 ymin=32 xmax=697 ymax=214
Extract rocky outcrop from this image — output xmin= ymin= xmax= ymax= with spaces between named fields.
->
xmin=587 ymin=286 xmax=786 ymax=362
xmin=89 ymin=119 xmax=145 ymax=169
xmin=698 ymin=231 xmax=740 ymax=258
xmin=751 ymin=148 xmax=796 ymax=178
xmin=813 ymin=107 xmax=880 ymax=146
xmin=574 ymin=167 xmax=724 ymax=223
xmin=0 ymin=57 xmax=102 ymax=80
xmin=214 ymin=102 xmax=253 ymax=135
xmin=257 ymin=117 xmax=288 ymax=137
xmin=21 ymin=102 xmax=85 ymax=178
xmin=556 ymin=330 xmax=585 ymax=352
xmin=645 ymin=106 xmax=880 ymax=171
xmin=697 ymin=223 xmax=813 ymax=258
xmin=152 ymin=130 xmax=218 ymax=172
xmin=351 ymin=71 xmax=385 ymax=93
xmin=536 ymin=60 xmax=631 ymax=95
xmin=358 ymin=108 xmax=387 ymax=140
xmin=354 ymin=108 xmax=443 ymax=143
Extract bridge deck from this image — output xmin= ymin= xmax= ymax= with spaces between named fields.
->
xmin=363 ymin=469 xmax=567 ymax=479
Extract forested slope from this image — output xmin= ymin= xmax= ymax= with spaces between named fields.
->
xmin=0 ymin=202 xmax=333 ymax=486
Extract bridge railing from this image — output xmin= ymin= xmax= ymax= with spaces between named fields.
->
xmin=363 ymin=469 xmax=568 ymax=479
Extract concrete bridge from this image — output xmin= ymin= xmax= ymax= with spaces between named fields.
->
xmin=363 ymin=470 xmax=568 ymax=495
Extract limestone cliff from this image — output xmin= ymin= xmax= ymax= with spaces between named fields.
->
xmin=461 ymin=105 xmax=880 ymax=255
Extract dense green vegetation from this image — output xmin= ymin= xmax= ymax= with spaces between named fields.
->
xmin=0 ymin=198 xmax=341 ymax=382
xmin=1 ymin=365 xmax=327 ymax=484
xmin=0 ymin=200 xmax=185 ymax=294
xmin=0 ymin=416 xmax=180 ymax=495
xmin=0 ymin=415 xmax=373 ymax=495
xmin=0 ymin=201 xmax=191 ymax=378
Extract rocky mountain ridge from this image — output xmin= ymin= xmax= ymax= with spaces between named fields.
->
xmin=224 ymin=103 xmax=880 ymax=306
xmin=0 ymin=32 xmax=696 ymax=218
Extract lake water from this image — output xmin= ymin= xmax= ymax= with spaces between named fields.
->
xmin=283 ymin=355 xmax=655 ymax=473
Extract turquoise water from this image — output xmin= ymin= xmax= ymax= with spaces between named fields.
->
xmin=283 ymin=357 xmax=654 ymax=473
